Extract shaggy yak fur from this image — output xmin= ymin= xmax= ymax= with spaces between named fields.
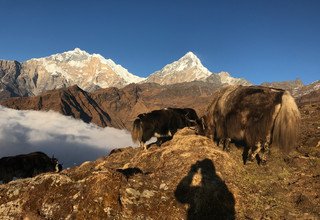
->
xmin=0 ymin=151 xmax=62 ymax=183
xmin=131 ymin=108 xmax=199 ymax=150
xmin=198 ymin=85 xmax=301 ymax=164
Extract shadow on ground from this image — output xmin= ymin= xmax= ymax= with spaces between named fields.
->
xmin=175 ymin=158 xmax=235 ymax=220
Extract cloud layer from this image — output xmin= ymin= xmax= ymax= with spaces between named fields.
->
xmin=0 ymin=106 xmax=134 ymax=167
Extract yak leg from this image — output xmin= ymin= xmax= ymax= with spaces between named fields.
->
xmin=258 ymin=141 xmax=270 ymax=165
xmin=156 ymin=138 xmax=161 ymax=146
xmin=242 ymin=145 xmax=250 ymax=164
xmin=223 ymin=138 xmax=231 ymax=152
xmin=156 ymin=137 xmax=164 ymax=146
xmin=218 ymin=138 xmax=231 ymax=151
xmin=258 ymin=134 xmax=271 ymax=164
xmin=248 ymin=141 xmax=262 ymax=163
xmin=139 ymin=141 xmax=147 ymax=150
xmin=218 ymin=139 xmax=224 ymax=148
xmin=154 ymin=130 xmax=172 ymax=147
xmin=143 ymin=143 xmax=147 ymax=150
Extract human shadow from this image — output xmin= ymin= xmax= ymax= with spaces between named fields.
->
xmin=174 ymin=159 xmax=235 ymax=220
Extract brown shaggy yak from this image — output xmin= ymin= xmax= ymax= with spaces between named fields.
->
xmin=197 ymin=85 xmax=301 ymax=164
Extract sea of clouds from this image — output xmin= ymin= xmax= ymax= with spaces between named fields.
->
xmin=0 ymin=105 xmax=134 ymax=168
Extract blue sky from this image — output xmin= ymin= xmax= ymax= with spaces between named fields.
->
xmin=0 ymin=0 xmax=319 ymax=84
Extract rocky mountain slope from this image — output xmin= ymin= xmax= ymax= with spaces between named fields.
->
xmin=261 ymin=79 xmax=304 ymax=93
xmin=261 ymin=79 xmax=320 ymax=98
xmin=0 ymin=124 xmax=319 ymax=219
xmin=1 ymin=81 xmax=220 ymax=129
xmin=91 ymin=81 xmax=220 ymax=129
xmin=0 ymin=85 xmax=115 ymax=128
xmin=0 ymin=60 xmax=30 ymax=99
xmin=296 ymin=88 xmax=320 ymax=105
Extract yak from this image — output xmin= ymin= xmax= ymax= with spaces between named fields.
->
xmin=131 ymin=107 xmax=199 ymax=150
xmin=197 ymin=85 xmax=300 ymax=164
xmin=0 ymin=151 xmax=62 ymax=183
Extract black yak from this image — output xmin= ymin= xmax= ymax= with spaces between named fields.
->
xmin=197 ymin=85 xmax=300 ymax=164
xmin=0 ymin=151 xmax=62 ymax=183
xmin=131 ymin=108 xmax=199 ymax=150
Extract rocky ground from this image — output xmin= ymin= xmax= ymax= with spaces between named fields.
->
xmin=0 ymin=101 xmax=319 ymax=219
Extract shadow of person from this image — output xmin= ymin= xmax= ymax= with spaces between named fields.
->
xmin=174 ymin=159 xmax=235 ymax=220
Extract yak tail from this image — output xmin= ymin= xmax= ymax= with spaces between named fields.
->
xmin=131 ymin=118 xmax=143 ymax=143
xmin=272 ymin=91 xmax=301 ymax=152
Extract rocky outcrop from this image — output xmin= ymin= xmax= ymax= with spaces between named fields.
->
xmin=261 ymin=80 xmax=320 ymax=101
xmin=297 ymin=88 xmax=320 ymax=105
xmin=261 ymin=79 xmax=304 ymax=96
xmin=0 ymin=60 xmax=29 ymax=99
xmin=0 ymin=128 xmax=319 ymax=219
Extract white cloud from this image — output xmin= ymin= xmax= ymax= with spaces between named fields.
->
xmin=0 ymin=105 xmax=134 ymax=168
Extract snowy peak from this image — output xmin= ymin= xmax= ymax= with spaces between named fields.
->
xmin=145 ymin=51 xmax=212 ymax=85
xmin=166 ymin=51 xmax=208 ymax=73
xmin=73 ymin=47 xmax=85 ymax=53
xmin=144 ymin=51 xmax=250 ymax=86
xmin=174 ymin=51 xmax=206 ymax=71
xmin=180 ymin=51 xmax=200 ymax=62
xmin=31 ymin=48 xmax=91 ymax=63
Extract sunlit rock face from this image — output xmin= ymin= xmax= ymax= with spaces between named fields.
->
xmin=0 ymin=60 xmax=30 ymax=99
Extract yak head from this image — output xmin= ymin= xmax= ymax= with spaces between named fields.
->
xmin=194 ymin=115 xmax=214 ymax=139
xmin=184 ymin=113 xmax=198 ymax=127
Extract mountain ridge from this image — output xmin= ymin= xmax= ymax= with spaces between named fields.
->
xmin=0 ymin=49 xmax=249 ymax=98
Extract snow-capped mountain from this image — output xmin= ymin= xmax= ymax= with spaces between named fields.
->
xmin=21 ymin=48 xmax=145 ymax=95
xmin=145 ymin=52 xmax=250 ymax=86
xmin=145 ymin=52 xmax=211 ymax=84
xmin=1 ymin=49 xmax=250 ymax=99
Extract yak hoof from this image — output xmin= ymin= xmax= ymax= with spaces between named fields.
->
xmin=223 ymin=145 xmax=231 ymax=152
xmin=244 ymin=159 xmax=254 ymax=165
xmin=246 ymin=154 xmax=255 ymax=164
xmin=260 ymin=159 xmax=267 ymax=165
xmin=258 ymin=155 xmax=268 ymax=165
